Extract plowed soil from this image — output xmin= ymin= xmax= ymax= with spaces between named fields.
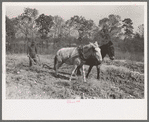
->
xmin=5 ymin=54 xmax=144 ymax=99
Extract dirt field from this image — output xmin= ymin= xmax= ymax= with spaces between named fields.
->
xmin=6 ymin=54 xmax=144 ymax=99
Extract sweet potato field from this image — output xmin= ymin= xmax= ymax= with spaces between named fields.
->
xmin=6 ymin=54 xmax=144 ymax=99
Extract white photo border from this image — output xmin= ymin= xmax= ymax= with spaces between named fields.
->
xmin=2 ymin=2 xmax=148 ymax=120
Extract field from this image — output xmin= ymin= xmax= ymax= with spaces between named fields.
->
xmin=6 ymin=54 xmax=144 ymax=99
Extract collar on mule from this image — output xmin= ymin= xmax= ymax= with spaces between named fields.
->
xmin=77 ymin=46 xmax=87 ymax=61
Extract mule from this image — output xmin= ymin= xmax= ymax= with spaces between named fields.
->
xmin=54 ymin=42 xmax=102 ymax=82
xmin=76 ymin=41 xmax=115 ymax=79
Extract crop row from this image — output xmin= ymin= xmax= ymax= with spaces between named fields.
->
xmin=103 ymin=59 xmax=144 ymax=73
xmin=99 ymin=66 xmax=144 ymax=98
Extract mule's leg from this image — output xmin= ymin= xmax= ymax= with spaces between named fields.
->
xmin=54 ymin=56 xmax=57 ymax=70
xmin=55 ymin=62 xmax=63 ymax=76
xmin=82 ymin=65 xmax=86 ymax=82
xmin=86 ymin=65 xmax=93 ymax=78
xmin=69 ymin=65 xmax=78 ymax=82
xmin=29 ymin=57 xmax=32 ymax=67
xmin=96 ymin=65 xmax=101 ymax=79
xmin=81 ymin=65 xmax=86 ymax=82
xmin=76 ymin=66 xmax=82 ymax=76
xmin=55 ymin=63 xmax=59 ymax=76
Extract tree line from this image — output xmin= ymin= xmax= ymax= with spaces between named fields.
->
xmin=6 ymin=7 xmax=144 ymax=56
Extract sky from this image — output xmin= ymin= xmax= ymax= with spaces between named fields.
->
xmin=4 ymin=2 xmax=145 ymax=32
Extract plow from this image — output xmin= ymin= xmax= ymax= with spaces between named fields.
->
xmin=27 ymin=54 xmax=53 ymax=69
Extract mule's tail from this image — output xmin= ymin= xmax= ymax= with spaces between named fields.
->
xmin=54 ymin=55 xmax=57 ymax=70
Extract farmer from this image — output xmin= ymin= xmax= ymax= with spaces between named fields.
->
xmin=27 ymin=41 xmax=38 ymax=67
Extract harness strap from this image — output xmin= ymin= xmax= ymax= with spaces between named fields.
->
xmin=65 ymin=46 xmax=86 ymax=62
xmin=69 ymin=47 xmax=78 ymax=58
xmin=77 ymin=46 xmax=86 ymax=61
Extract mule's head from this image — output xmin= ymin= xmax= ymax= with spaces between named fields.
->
xmin=107 ymin=41 xmax=115 ymax=60
xmin=90 ymin=41 xmax=102 ymax=62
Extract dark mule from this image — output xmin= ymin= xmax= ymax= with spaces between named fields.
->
xmin=77 ymin=41 xmax=115 ymax=79
xmin=54 ymin=42 xmax=102 ymax=82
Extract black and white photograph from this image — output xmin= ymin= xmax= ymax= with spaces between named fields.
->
xmin=2 ymin=2 xmax=147 ymax=120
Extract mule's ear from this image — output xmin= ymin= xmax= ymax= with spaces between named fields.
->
xmin=94 ymin=41 xmax=98 ymax=47
xmin=89 ymin=42 xmax=94 ymax=46
xmin=89 ymin=42 xmax=93 ymax=45
xmin=108 ymin=41 xmax=113 ymax=46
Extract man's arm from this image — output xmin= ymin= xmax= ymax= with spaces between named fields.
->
xmin=27 ymin=45 xmax=30 ymax=56
xmin=35 ymin=45 xmax=37 ymax=55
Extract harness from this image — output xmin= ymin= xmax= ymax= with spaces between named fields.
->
xmin=63 ymin=45 xmax=89 ymax=64
xmin=77 ymin=46 xmax=87 ymax=61
xmin=65 ymin=46 xmax=86 ymax=62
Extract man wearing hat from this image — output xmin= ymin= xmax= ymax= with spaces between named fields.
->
xmin=27 ymin=41 xmax=38 ymax=67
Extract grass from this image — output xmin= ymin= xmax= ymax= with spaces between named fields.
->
xmin=103 ymin=57 xmax=144 ymax=73
xmin=115 ymin=51 xmax=144 ymax=62
xmin=6 ymin=54 xmax=144 ymax=99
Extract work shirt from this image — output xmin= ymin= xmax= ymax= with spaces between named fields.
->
xmin=27 ymin=44 xmax=37 ymax=58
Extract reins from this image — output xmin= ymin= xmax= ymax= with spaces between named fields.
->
xmin=27 ymin=55 xmax=38 ymax=65
xmin=69 ymin=47 xmax=78 ymax=58
xmin=63 ymin=46 xmax=87 ymax=63
xmin=27 ymin=54 xmax=53 ymax=69
xmin=61 ymin=47 xmax=78 ymax=63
